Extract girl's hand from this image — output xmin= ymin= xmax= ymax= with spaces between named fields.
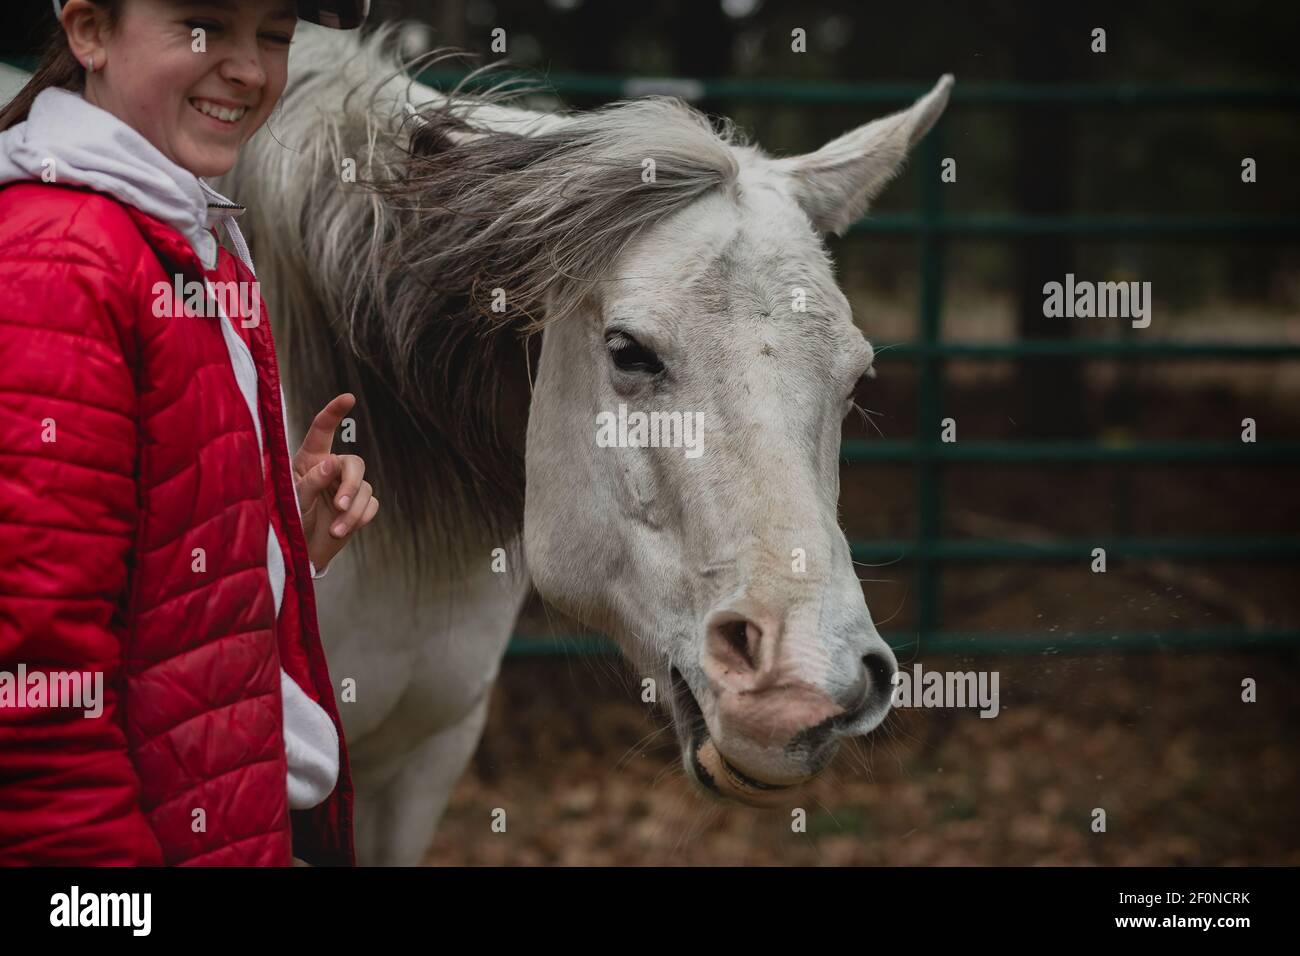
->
xmin=293 ymin=393 xmax=378 ymax=572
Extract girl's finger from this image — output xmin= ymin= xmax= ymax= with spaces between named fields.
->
xmin=333 ymin=455 xmax=365 ymax=511
xmin=331 ymin=480 xmax=373 ymax=538
xmin=361 ymin=496 xmax=379 ymax=526
xmin=297 ymin=455 xmax=339 ymax=499
xmin=300 ymin=393 xmax=356 ymax=458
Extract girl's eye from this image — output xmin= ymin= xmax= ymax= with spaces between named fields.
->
xmin=606 ymin=331 xmax=664 ymax=375
xmin=261 ymin=33 xmax=293 ymax=46
xmin=185 ymin=19 xmax=221 ymax=33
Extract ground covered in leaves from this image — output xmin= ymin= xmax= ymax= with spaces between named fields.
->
xmin=425 ymin=650 xmax=1299 ymax=865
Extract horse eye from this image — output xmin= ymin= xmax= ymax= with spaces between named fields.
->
xmin=606 ymin=331 xmax=664 ymax=374
xmin=846 ymin=371 xmax=870 ymax=403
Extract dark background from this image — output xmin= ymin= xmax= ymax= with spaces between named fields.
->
xmin=4 ymin=1 xmax=1298 ymax=864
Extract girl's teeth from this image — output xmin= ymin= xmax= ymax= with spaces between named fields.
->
xmin=193 ymin=99 xmax=246 ymax=123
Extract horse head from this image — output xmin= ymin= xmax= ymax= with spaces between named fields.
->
xmin=522 ymin=78 xmax=952 ymax=803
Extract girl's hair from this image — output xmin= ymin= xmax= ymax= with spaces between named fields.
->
xmin=0 ymin=1 xmax=120 ymax=131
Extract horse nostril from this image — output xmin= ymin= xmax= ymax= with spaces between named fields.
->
xmin=862 ymin=650 xmax=896 ymax=705
xmin=705 ymin=614 xmax=765 ymax=675
xmin=837 ymin=651 xmax=896 ymax=722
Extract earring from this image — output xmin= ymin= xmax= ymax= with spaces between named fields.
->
xmin=85 ymin=54 xmax=96 ymax=73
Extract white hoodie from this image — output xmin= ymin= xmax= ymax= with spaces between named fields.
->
xmin=0 ymin=87 xmax=339 ymax=811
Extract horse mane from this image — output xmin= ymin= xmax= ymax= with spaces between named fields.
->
xmin=223 ymin=23 xmax=742 ymax=577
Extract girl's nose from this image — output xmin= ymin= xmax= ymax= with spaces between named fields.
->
xmin=218 ymin=48 xmax=267 ymax=91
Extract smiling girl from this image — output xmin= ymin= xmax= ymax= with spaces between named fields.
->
xmin=0 ymin=1 xmax=373 ymax=865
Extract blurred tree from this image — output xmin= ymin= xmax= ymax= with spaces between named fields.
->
xmin=1 ymin=4 xmax=48 ymax=59
xmin=1007 ymin=3 xmax=1087 ymax=437
xmin=667 ymin=0 xmax=735 ymax=78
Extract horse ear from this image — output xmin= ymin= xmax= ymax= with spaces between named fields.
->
xmin=773 ymin=75 xmax=953 ymax=236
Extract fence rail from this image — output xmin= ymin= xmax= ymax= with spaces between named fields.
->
xmin=8 ymin=57 xmax=1291 ymax=655
xmin=422 ymin=70 xmax=1300 ymax=109
xmin=502 ymin=74 xmax=1300 ymax=657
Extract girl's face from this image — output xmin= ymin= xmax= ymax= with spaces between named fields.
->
xmin=80 ymin=0 xmax=295 ymax=178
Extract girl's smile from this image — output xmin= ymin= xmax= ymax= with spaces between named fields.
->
xmin=188 ymin=96 xmax=253 ymax=127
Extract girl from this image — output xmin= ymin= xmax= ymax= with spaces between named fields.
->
xmin=0 ymin=0 xmax=374 ymax=865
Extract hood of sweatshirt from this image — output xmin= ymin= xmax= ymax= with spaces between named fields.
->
xmin=0 ymin=86 xmax=251 ymax=272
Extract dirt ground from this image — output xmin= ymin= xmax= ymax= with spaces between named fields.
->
xmin=426 ymin=651 xmax=1299 ymax=865
xmin=425 ymin=376 xmax=1299 ymax=865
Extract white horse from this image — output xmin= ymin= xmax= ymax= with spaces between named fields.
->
xmin=220 ymin=24 xmax=951 ymax=865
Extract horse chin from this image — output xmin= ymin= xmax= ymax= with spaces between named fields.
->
xmin=689 ymin=736 xmax=804 ymax=809
xmin=672 ymin=666 xmax=805 ymax=808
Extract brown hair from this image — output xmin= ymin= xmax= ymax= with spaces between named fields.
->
xmin=0 ymin=2 xmax=120 ymax=131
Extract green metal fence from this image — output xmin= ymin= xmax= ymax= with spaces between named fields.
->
xmin=9 ymin=57 xmax=1291 ymax=654
xmin=491 ymin=75 xmax=1300 ymax=656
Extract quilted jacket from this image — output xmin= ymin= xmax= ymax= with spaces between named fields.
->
xmin=0 ymin=89 xmax=354 ymax=865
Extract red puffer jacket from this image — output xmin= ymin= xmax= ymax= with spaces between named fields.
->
xmin=0 ymin=182 xmax=354 ymax=865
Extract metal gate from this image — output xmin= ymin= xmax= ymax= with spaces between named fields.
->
xmin=494 ymin=75 xmax=1300 ymax=656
